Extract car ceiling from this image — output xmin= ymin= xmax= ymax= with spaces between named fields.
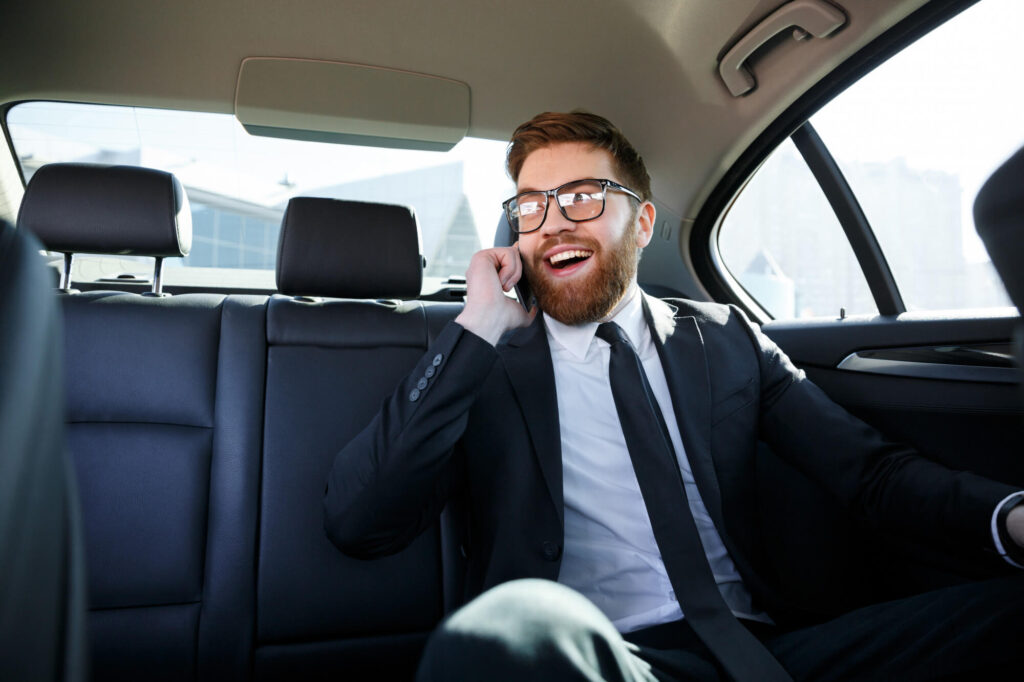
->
xmin=2 ymin=0 xmax=929 ymax=225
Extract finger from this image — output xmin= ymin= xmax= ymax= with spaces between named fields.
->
xmin=468 ymin=248 xmax=505 ymax=280
xmin=496 ymin=247 xmax=522 ymax=290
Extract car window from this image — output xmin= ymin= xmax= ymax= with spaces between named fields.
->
xmin=718 ymin=139 xmax=876 ymax=319
xmin=717 ymin=0 xmax=1019 ymax=319
xmin=7 ymin=102 xmax=512 ymax=291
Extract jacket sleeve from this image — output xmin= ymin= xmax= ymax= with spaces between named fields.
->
xmin=735 ymin=308 xmax=1019 ymax=555
xmin=323 ymin=321 xmax=498 ymax=559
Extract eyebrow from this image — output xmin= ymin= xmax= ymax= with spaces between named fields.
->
xmin=516 ymin=178 xmax=610 ymax=194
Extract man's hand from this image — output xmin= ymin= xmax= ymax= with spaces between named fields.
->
xmin=455 ymin=244 xmax=537 ymax=346
xmin=1008 ymin=505 xmax=1024 ymax=550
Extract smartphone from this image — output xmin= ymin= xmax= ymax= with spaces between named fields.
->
xmin=512 ymin=252 xmax=535 ymax=312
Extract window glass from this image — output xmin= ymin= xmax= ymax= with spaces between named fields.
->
xmin=811 ymin=0 xmax=1018 ymax=312
xmin=7 ymin=102 xmax=512 ymax=290
xmin=718 ymin=139 xmax=875 ymax=319
xmin=717 ymin=0 xmax=1018 ymax=318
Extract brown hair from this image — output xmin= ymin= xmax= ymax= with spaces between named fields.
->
xmin=506 ymin=111 xmax=652 ymax=201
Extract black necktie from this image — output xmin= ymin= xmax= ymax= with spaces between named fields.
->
xmin=595 ymin=322 xmax=792 ymax=682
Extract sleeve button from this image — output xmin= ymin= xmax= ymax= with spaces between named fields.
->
xmin=432 ymin=353 xmax=443 ymax=367
xmin=416 ymin=377 xmax=428 ymax=390
xmin=409 ymin=388 xmax=421 ymax=401
xmin=424 ymin=366 xmax=435 ymax=378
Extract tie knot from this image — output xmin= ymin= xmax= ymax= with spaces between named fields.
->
xmin=596 ymin=322 xmax=629 ymax=347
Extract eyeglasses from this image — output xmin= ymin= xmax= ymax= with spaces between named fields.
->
xmin=502 ymin=178 xmax=642 ymax=234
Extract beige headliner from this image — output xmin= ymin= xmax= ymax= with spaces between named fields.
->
xmin=1 ymin=0 xmax=928 ymax=222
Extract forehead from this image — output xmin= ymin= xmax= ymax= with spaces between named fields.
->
xmin=516 ymin=142 xmax=617 ymax=191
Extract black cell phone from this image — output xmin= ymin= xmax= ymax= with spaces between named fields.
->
xmin=512 ymin=252 xmax=535 ymax=312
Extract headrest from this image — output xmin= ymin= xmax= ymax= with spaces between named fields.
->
xmin=276 ymin=197 xmax=422 ymax=298
xmin=17 ymin=163 xmax=191 ymax=257
xmin=974 ymin=146 xmax=1024 ymax=312
xmin=493 ymin=212 xmax=514 ymax=248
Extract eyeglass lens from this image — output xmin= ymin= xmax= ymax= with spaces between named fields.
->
xmin=510 ymin=180 xmax=605 ymax=233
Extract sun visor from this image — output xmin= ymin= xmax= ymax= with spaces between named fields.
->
xmin=234 ymin=58 xmax=469 ymax=151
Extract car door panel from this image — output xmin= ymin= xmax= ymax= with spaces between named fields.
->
xmin=754 ymin=314 xmax=1021 ymax=609
xmin=764 ymin=315 xmax=1021 ymax=483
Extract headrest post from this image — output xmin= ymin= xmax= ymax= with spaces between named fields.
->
xmin=152 ymin=257 xmax=164 ymax=296
xmin=60 ymin=253 xmax=74 ymax=291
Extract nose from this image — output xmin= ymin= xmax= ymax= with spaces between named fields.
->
xmin=539 ymin=203 xmax=576 ymax=237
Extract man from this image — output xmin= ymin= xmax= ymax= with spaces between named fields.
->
xmin=325 ymin=111 xmax=1024 ymax=681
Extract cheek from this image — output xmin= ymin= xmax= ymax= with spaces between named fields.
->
xmin=516 ymin=236 xmax=541 ymax=268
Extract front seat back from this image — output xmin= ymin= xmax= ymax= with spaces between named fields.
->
xmin=974 ymin=145 xmax=1024 ymax=404
xmin=975 ymin=145 xmax=1024 ymax=313
xmin=0 ymin=220 xmax=87 ymax=682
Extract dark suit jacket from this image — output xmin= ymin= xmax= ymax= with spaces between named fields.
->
xmin=324 ymin=295 xmax=1017 ymax=626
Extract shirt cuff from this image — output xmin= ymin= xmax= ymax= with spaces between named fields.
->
xmin=991 ymin=491 xmax=1024 ymax=569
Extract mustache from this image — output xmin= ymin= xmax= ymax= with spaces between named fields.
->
xmin=530 ymin=235 xmax=602 ymax=266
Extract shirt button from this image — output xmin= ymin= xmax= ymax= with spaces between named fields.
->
xmin=409 ymin=388 xmax=420 ymax=401
xmin=541 ymin=541 xmax=561 ymax=561
xmin=416 ymin=377 xmax=428 ymax=390
xmin=432 ymin=353 xmax=443 ymax=367
xmin=424 ymin=366 xmax=435 ymax=378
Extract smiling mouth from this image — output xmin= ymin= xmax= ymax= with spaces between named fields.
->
xmin=548 ymin=249 xmax=594 ymax=269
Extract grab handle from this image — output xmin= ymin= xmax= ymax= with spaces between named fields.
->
xmin=719 ymin=0 xmax=847 ymax=97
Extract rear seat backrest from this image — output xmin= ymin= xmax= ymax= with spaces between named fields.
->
xmin=255 ymin=197 xmax=461 ymax=680
xmin=21 ymin=166 xmax=464 ymax=680
xmin=19 ymin=164 xmax=266 ymax=682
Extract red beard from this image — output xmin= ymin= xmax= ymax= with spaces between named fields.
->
xmin=525 ymin=226 xmax=638 ymax=325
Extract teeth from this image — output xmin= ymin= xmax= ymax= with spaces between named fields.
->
xmin=549 ymin=249 xmax=593 ymax=264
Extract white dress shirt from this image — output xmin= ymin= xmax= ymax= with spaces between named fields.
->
xmin=547 ymin=288 xmax=769 ymax=633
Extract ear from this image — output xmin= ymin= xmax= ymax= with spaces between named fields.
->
xmin=635 ymin=201 xmax=656 ymax=248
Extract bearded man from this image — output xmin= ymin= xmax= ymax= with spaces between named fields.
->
xmin=324 ymin=111 xmax=1024 ymax=681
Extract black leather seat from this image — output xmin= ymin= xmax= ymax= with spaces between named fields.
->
xmin=14 ymin=165 xmax=467 ymax=680
xmin=975 ymin=145 xmax=1024 ymax=397
xmin=0 ymin=220 xmax=86 ymax=682
xmin=256 ymin=197 xmax=462 ymax=680
xmin=18 ymin=164 xmax=266 ymax=682
xmin=975 ymin=145 xmax=1024 ymax=315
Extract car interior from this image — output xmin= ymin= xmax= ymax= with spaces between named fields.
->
xmin=1 ymin=0 xmax=1021 ymax=680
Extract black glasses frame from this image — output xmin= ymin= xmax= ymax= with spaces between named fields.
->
xmin=502 ymin=178 xmax=642 ymax=234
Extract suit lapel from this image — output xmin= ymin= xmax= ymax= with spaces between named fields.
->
xmin=643 ymin=295 xmax=726 ymax=533
xmin=497 ymin=314 xmax=563 ymax=524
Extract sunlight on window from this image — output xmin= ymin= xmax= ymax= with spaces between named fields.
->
xmin=8 ymin=102 xmax=513 ymax=289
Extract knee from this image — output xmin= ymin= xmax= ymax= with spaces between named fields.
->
xmin=417 ymin=579 xmax=627 ymax=681
xmin=449 ymin=579 xmax=617 ymax=636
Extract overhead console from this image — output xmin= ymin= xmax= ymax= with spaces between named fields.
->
xmin=234 ymin=57 xmax=470 ymax=151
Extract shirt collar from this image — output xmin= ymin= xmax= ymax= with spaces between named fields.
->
xmin=544 ymin=286 xmax=647 ymax=361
